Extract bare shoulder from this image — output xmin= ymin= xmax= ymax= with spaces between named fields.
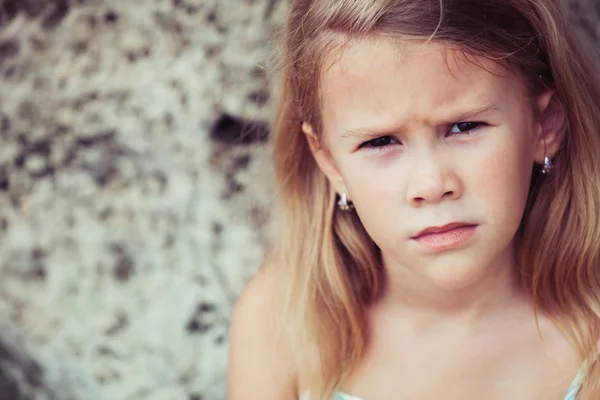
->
xmin=227 ymin=259 xmax=297 ymax=399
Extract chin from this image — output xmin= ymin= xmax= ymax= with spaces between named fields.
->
xmin=423 ymin=260 xmax=490 ymax=291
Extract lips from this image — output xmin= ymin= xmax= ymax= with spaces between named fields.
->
xmin=412 ymin=223 xmax=478 ymax=251
xmin=412 ymin=222 xmax=477 ymax=239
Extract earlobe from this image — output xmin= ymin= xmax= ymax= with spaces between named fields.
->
xmin=301 ymin=122 xmax=350 ymax=197
xmin=534 ymin=90 xmax=567 ymax=163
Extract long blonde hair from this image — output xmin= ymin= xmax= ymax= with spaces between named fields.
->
xmin=268 ymin=1 xmax=600 ymax=398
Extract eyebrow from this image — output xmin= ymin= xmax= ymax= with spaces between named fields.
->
xmin=339 ymin=104 xmax=502 ymax=139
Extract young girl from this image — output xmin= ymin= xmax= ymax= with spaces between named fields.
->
xmin=228 ymin=0 xmax=600 ymax=399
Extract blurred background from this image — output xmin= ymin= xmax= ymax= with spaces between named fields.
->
xmin=0 ymin=0 xmax=597 ymax=399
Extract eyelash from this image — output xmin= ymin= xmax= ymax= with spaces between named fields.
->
xmin=360 ymin=122 xmax=485 ymax=152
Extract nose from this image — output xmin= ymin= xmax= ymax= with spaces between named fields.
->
xmin=405 ymin=149 xmax=463 ymax=207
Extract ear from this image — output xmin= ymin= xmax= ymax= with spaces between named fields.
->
xmin=533 ymin=90 xmax=566 ymax=164
xmin=302 ymin=122 xmax=350 ymax=198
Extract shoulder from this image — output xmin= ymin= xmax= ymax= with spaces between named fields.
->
xmin=227 ymin=259 xmax=297 ymax=399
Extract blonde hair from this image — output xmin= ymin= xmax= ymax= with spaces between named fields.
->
xmin=268 ymin=1 xmax=600 ymax=398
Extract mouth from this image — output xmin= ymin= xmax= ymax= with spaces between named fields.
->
xmin=412 ymin=222 xmax=477 ymax=239
xmin=411 ymin=222 xmax=478 ymax=251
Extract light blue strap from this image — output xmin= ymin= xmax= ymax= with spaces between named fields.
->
xmin=334 ymin=367 xmax=586 ymax=400
xmin=335 ymin=392 xmax=363 ymax=400
xmin=563 ymin=368 xmax=584 ymax=400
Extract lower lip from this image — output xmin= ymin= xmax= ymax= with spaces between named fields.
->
xmin=412 ymin=225 xmax=477 ymax=251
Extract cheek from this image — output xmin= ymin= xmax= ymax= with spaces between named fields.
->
xmin=342 ymin=157 xmax=404 ymax=203
xmin=469 ymin=132 xmax=533 ymax=225
xmin=337 ymin=158 xmax=405 ymax=236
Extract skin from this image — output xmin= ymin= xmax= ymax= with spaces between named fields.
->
xmin=307 ymin=38 xmax=557 ymax=309
xmin=305 ymin=37 xmax=575 ymax=398
xmin=229 ymin=37 xmax=577 ymax=399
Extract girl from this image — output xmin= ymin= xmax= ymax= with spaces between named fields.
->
xmin=228 ymin=0 xmax=600 ymax=399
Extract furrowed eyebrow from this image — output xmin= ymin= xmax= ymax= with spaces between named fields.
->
xmin=339 ymin=104 xmax=502 ymax=139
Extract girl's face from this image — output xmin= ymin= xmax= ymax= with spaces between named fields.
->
xmin=306 ymin=37 xmax=563 ymax=290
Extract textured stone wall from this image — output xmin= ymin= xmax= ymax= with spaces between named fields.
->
xmin=0 ymin=1 xmax=598 ymax=400
xmin=0 ymin=0 xmax=283 ymax=399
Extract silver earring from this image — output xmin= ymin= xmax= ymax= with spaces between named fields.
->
xmin=337 ymin=193 xmax=354 ymax=211
xmin=542 ymin=156 xmax=553 ymax=175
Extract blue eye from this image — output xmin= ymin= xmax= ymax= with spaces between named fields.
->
xmin=449 ymin=122 xmax=483 ymax=135
xmin=361 ymin=136 xmax=400 ymax=150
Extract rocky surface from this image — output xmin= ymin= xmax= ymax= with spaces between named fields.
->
xmin=0 ymin=0 xmax=284 ymax=399
xmin=0 ymin=0 xmax=597 ymax=399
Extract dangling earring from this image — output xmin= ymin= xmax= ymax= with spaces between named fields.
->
xmin=541 ymin=138 xmax=553 ymax=175
xmin=542 ymin=156 xmax=553 ymax=175
xmin=337 ymin=193 xmax=354 ymax=211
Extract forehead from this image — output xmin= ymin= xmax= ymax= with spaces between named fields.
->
xmin=319 ymin=37 xmax=526 ymax=135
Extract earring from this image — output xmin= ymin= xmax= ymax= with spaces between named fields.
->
xmin=542 ymin=156 xmax=553 ymax=175
xmin=337 ymin=193 xmax=354 ymax=211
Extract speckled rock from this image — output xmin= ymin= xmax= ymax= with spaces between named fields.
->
xmin=0 ymin=0 xmax=284 ymax=399
xmin=0 ymin=0 xmax=597 ymax=399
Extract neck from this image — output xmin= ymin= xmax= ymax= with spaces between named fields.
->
xmin=378 ymin=241 xmax=526 ymax=323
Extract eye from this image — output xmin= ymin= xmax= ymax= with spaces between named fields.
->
xmin=360 ymin=136 xmax=400 ymax=151
xmin=448 ymin=121 xmax=484 ymax=135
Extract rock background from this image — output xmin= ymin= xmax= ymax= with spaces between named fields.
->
xmin=0 ymin=0 xmax=597 ymax=399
